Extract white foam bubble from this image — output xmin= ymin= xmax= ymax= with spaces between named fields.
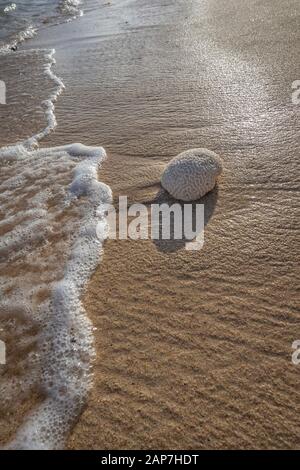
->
xmin=58 ymin=0 xmax=83 ymax=19
xmin=23 ymin=49 xmax=65 ymax=149
xmin=1 ymin=143 xmax=112 ymax=449
xmin=0 ymin=25 xmax=37 ymax=54
xmin=3 ymin=3 xmax=17 ymax=14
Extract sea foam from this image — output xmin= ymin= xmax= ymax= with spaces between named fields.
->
xmin=1 ymin=143 xmax=111 ymax=449
xmin=0 ymin=48 xmax=112 ymax=448
xmin=58 ymin=0 xmax=83 ymax=19
xmin=24 ymin=49 xmax=65 ymax=149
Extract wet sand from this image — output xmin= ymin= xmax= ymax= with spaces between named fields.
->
xmin=18 ymin=0 xmax=300 ymax=448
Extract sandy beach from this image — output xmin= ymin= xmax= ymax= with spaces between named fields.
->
xmin=1 ymin=0 xmax=300 ymax=449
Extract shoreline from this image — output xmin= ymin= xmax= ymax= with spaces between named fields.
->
xmin=2 ymin=0 xmax=300 ymax=449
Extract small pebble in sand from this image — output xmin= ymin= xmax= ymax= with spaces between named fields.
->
xmin=161 ymin=148 xmax=223 ymax=201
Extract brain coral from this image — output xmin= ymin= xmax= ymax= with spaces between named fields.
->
xmin=161 ymin=148 xmax=223 ymax=201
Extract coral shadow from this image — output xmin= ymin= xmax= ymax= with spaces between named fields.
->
xmin=148 ymin=185 xmax=219 ymax=253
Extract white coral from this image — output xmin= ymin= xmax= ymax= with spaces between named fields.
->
xmin=161 ymin=148 xmax=223 ymax=201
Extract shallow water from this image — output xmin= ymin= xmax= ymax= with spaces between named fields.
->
xmin=0 ymin=0 xmax=83 ymax=51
